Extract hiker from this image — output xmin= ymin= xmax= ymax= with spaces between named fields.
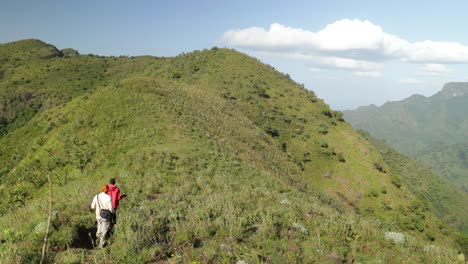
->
xmin=90 ymin=184 xmax=114 ymax=248
xmin=108 ymin=178 xmax=126 ymax=225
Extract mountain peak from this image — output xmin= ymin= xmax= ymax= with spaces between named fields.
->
xmin=439 ymin=82 xmax=468 ymax=98
xmin=0 ymin=38 xmax=63 ymax=61
xmin=407 ymin=93 xmax=426 ymax=99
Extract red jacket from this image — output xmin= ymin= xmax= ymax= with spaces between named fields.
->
xmin=108 ymin=184 xmax=122 ymax=209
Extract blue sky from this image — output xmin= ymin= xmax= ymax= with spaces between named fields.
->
xmin=1 ymin=0 xmax=468 ymax=110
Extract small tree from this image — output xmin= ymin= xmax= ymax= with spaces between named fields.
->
xmin=39 ymin=148 xmax=70 ymax=263
xmin=16 ymin=161 xmax=46 ymax=189
xmin=333 ymin=111 xmax=345 ymax=122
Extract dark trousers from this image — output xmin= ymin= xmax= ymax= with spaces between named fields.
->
xmin=109 ymin=211 xmax=117 ymax=237
xmin=112 ymin=211 xmax=117 ymax=225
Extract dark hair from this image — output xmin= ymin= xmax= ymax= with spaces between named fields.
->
xmin=110 ymin=178 xmax=115 ymax=185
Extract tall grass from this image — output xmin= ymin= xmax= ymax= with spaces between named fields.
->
xmin=0 ymin=40 xmax=463 ymax=263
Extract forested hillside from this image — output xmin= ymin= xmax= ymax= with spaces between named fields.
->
xmin=0 ymin=39 xmax=465 ymax=263
xmin=344 ymin=82 xmax=468 ymax=192
xmin=360 ymin=131 xmax=468 ymax=242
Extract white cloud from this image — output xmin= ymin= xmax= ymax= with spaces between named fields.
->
xmin=399 ymin=78 xmax=423 ymax=84
xmin=309 ymin=67 xmax=321 ymax=72
xmin=220 ymin=23 xmax=318 ymax=52
xmin=308 ymin=58 xmax=383 ymax=77
xmin=402 ymin=41 xmax=468 ymax=63
xmin=315 ymin=19 xmax=387 ymax=50
xmin=219 ymin=20 xmax=403 ymax=59
xmin=419 ymin=63 xmax=452 ymax=75
xmin=318 ymin=56 xmax=383 ymax=71
xmin=218 ymin=19 xmax=468 ymax=68
xmin=314 ymin=56 xmax=384 ymax=77
xmin=250 ymin=50 xmax=384 ymax=74
xmin=353 ymin=71 xmax=383 ymax=78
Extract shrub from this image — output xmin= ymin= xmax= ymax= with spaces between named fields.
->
xmin=337 ymin=153 xmax=346 ymax=163
xmin=61 ymin=48 xmax=79 ymax=58
xmin=322 ymin=110 xmax=333 ymax=118
xmin=171 ymin=72 xmax=182 ymax=79
xmin=0 ymin=117 xmax=8 ymax=135
xmin=380 ymin=186 xmax=387 ymax=194
xmin=266 ymin=127 xmax=280 ymax=138
xmin=455 ymin=233 xmax=468 ymax=254
xmin=374 ymin=163 xmax=386 ymax=173
xmin=368 ymin=189 xmax=379 ymax=197
xmin=391 ymin=176 xmax=403 ymax=188
xmin=333 ymin=111 xmax=345 ymax=122
xmin=281 ymin=142 xmax=287 ymax=152
xmin=318 ymin=124 xmax=328 ymax=135
xmin=191 ymin=64 xmax=200 ymax=73
xmin=319 ymin=140 xmax=328 ymax=148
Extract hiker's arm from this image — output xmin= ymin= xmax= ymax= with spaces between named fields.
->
xmin=90 ymin=196 xmax=96 ymax=210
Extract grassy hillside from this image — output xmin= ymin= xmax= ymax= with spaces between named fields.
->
xmin=343 ymin=83 xmax=468 ymax=191
xmin=416 ymin=143 xmax=468 ymax=192
xmin=360 ymin=131 xmax=468 ymax=242
xmin=0 ymin=39 xmax=464 ymax=263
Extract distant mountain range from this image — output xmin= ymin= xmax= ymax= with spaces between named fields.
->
xmin=344 ymin=82 xmax=468 ymax=191
xmin=1 ymin=39 xmax=467 ymax=262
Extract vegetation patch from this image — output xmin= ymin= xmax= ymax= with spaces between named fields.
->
xmin=0 ymin=40 xmax=464 ymax=262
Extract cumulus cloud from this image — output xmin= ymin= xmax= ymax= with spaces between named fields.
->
xmin=313 ymin=56 xmax=383 ymax=77
xmin=219 ymin=20 xmax=398 ymax=67
xmin=305 ymin=56 xmax=383 ymax=77
xmin=251 ymin=50 xmax=383 ymax=74
xmin=318 ymin=57 xmax=383 ymax=71
xmin=218 ymin=19 xmax=468 ymax=77
xmin=402 ymin=41 xmax=468 ymax=63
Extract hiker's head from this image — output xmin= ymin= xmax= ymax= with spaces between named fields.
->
xmin=110 ymin=178 xmax=115 ymax=185
xmin=100 ymin=184 xmax=109 ymax=193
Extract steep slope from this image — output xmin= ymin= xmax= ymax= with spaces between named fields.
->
xmin=0 ymin=39 xmax=110 ymax=139
xmin=417 ymin=143 xmax=468 ymax=191
xmin=344 ymin=82 xmax=468 ymax=191
xmin=0 ymin=40 xmax=464 ymax=263
xmin=359 ymin=131 xmax=468 ymax=233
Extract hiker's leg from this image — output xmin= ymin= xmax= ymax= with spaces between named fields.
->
xmin=96 ymin=219 xmax=102 ymax=240
xmin=113 ymin=210 xmax=117 ymax=225
xmin=99 ymin=219 xmax=110 ymax=248
xmin=109 ymin=213 xmax=116 ymax=237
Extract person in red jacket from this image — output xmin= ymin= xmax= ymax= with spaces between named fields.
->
xmin=108 ymin=178 xmax=126 ymax=225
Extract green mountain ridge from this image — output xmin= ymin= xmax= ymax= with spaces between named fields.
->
xmin=416 ymin=143 xmax=468 ymax=190
xmin=0 ymin=39 xmax=465 ymax=263
xmin=359 ymin=131 xmax=468 ymax=233
xmin=344 ymin=82 xmax=468 ymax=191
